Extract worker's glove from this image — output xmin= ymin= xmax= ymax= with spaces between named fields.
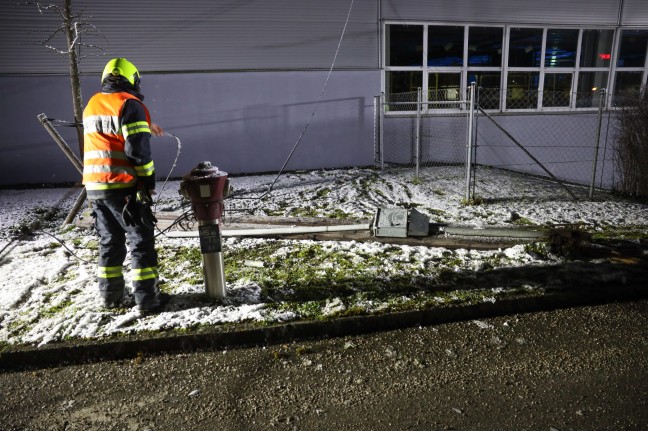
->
xmin=135 ymin=188 xmax=154 ymax=206
xmin=122 ymin=190 xmax=157 ymax=229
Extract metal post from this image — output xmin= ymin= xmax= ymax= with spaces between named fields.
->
xmin=199 ymin=220 xmax=227 ymax=299
xmin=38 ymin=113 xmax=83 ymax=174
xmin=465 ymin=82 xmax=476 ymax=202
xmin=379 ymin=93 xmax=385 ymax=171
xmin=589 ymin=88 xmax=606 ymax=199
xmin=373 ymin=95 xmax=379 ymax=164
xmin=38 ymin=113 xmax=88 ymax=225
xmin=415 ymin=87 xmax=421 ymax=180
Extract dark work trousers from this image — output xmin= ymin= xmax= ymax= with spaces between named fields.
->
xmin=92 ymin=197 xmax=159 ymax=308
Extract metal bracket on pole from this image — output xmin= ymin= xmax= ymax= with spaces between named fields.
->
xmin=37 ymin=113 xmax=87 ymax=225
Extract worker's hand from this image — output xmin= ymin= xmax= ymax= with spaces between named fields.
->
xmin=150 ymin=122 xmax=164 ymax=136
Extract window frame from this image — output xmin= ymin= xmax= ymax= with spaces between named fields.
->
xmin=609 ymin=28 xmax=648 ymax=105
xmin=382 ymin=21 xmax=648 ymax=114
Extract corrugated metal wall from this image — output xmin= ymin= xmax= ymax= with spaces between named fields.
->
xmin=1 ymin=0 xmax=646 ymax=186
xmin=622 ymin=0 xmax=648 ymax=26
xmin=0 ymin=0 xmax=378 ymax=75
xmin=380 ymin=0 xmax=622 ymax=25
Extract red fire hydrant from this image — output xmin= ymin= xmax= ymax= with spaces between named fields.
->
xmin=180 ymin=161 xmax=230 ymax=299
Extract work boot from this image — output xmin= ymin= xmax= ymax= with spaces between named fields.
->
xmin=137 ymin=292 xmax=171 ymax=314
xmin=101 ymin=289 xmax=133 ymax=309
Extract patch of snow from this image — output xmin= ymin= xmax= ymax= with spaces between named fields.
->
xmin=1 ymin=166 xmax=647 ymax=346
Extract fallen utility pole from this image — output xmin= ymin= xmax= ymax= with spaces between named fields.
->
xmin=164 ymin=223 xmax=548 ymax=251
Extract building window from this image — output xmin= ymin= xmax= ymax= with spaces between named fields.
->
xmin=384 ymin=23 xmax=648 ymax=112
xmin=613 ymin=71 xmax=644 ymax=106
xmin=576 ymin=71 xmax=608 ymax=107
xmin=427 ymin=26 xmax=463 ymax=67
xmin=613 ymin=30 xmax=648 ymax=105
xmin=469 ymin=71 xmax=501 ymax=109
xmin=509 ymin=28 xmax=543 ymax=67
xmin=507 ymin=72 xmax=539 ymax=109
xmin=617 ymin=30 xmax=648 ymax=68
xmin=545 ymin=29 xmax=579 ymax=68
xmin=468 ymin=27 xmax=503 ymax=67
xmin=428 ymin=73 xmax=461 ymax=108
xmin=386 ymin=25 xmax=423 ymax=66
xmin=580 ymin=30 xmax=614 ymax=68
xmin=386 ymin=71 xmax=421 ymax=111
xmin=543 ymin=73 xmax=572 ymax=108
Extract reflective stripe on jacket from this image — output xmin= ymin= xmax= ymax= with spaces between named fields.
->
xmin=82 ymin=92 xmax=153 ymax=194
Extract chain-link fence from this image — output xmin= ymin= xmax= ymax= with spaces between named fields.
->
xmin=471 ymin=87 xmax=615 ymax=201
xmin=374 ymin=86 xmax=618 ymax=201
xmin=374 ymin=89 xmax=470 ymax=181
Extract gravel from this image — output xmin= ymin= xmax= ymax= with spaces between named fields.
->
xmin=1 ymin=300 xmax=647 ymax=430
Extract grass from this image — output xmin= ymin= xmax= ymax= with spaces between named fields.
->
xmin=155 ymin=236 xmax=562 ymax=325
xmin=41 ymin=299 xmax=74 ymax=318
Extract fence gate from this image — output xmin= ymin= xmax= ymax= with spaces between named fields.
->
xmin=374 ymin=88 xmax=473 ymax=182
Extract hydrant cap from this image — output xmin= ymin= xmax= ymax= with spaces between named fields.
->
xmin=187 ymin=161 xmax=225 ymax=179
xmin=197 ymin=161 xmax=212 ymax=170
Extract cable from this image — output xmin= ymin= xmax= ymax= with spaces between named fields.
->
xmin=37 ymin=229 xmax=94 ymax=265
xmin=154 ymin=131 xmax=182 ymax=212
xmin=149 ymin=131 xmax=191 ymax=238
xmin=154 ymin=207 xmax=196 ymax=238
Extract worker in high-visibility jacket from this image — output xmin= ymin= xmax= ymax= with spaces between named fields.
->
xmin=83 ymin=58 xmax=169 ymax=313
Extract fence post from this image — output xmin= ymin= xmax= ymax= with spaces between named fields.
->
xmin=589 ymin=88 xmax=606 ymax=199
xmin=373 ymin=95 xmax=380 ymax=165
xmin=380 ymin=92 xmax=385 ymax=171
xmin=465 ymin=82 xmax=476 ymax=202
xmin=415 ymin=87 xmax=421 ymax=180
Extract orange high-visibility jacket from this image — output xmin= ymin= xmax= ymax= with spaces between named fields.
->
xmin=82 ymin=92 xmax=154 ymax=197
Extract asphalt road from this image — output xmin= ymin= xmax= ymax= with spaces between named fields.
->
xmin=1 ymin=300 xmax=647 ymax=431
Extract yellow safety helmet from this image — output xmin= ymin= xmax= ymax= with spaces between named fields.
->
xmin=101 ymin=58 xmax=141 ymax=87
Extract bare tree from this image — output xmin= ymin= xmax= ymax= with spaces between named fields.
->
xmin=26 ymin=0 xmax=105 ymax=157
xmin=614 ymin=91 xmax=648 ymax=197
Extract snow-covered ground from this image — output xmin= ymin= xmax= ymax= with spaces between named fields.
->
xmin=1 ymin=166 xmax=647 ymax=347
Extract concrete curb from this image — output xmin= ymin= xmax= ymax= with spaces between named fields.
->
xmin=1 ymin=281 xmax=646 ymax=372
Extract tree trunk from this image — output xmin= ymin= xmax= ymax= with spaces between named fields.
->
xmin=63 ymin=0 xmax=84 ymax=159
